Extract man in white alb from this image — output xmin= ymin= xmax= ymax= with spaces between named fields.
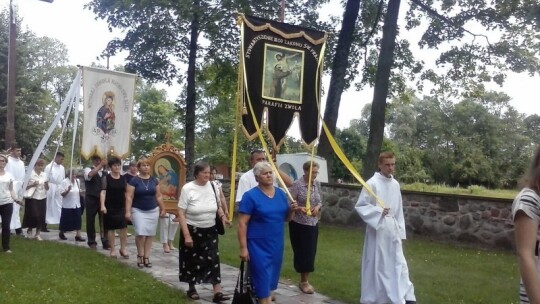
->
xmin=355 ymin=151 xmax=416 ymax=304
xmin=44 ymin=152 xmax=65 ymax=231
xmin=6 ymin=145 xmax=25 ymax=236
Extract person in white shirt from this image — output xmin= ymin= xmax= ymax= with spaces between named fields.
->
xmin=22 ymin=158 xmax=48 ymax=240
xmin=59 ymin=169 xmax=86 ymax=242
xmin=354 ymin=152 xmax=416 ymax=304
xmin=210 ymin=166 xmax=229 ymax=219
xmin=235 ymin=150 xmax=292 ymax=207
xmin=5 ymin=145 xmax=25 ymax=236
xmin=159 ymin=212 xmax=178 ymax=253
xmin=177 ymin=161 xmax=231 ymax=302
xmin=44 ymin=152 xmax=65 ymax=231
xmin=0 ymin=154 xmax=17 ymax=253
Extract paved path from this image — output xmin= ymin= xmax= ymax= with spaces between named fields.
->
xmin=40 ymin=230 xmax=346 ymax=304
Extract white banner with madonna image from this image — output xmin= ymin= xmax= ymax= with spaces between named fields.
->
xmin=81 ymin=66 xmax=136 ymax=159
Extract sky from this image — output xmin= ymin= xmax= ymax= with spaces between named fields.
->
xmin=3 ymin=0 xmax=540 ymax=135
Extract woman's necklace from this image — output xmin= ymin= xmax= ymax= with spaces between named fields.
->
xmin=140 ymin=177 xmax=150 ymax=190
xmin=258 ymin=186 xmax=275 ymax=198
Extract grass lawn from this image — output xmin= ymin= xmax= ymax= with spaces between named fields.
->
xmin=3 ymin=221 xmax=520 ymax=304
xmin=219 ymin=224 xmax=520 ymax=304
xmin=401 ymin=183 xmax=518 ymax=199
xmin=0 ymin=237 xmax=187 ymax=304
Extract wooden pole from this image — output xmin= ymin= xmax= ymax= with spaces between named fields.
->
xmin=6 ymin=0 xmax=16 ymax=149
xmin=280 ymin=0 xmax=285 ymax=22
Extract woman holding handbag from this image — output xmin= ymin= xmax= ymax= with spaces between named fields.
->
xmin=237 ymin=161 xmax=298 ymax=304
xmin=22 ymin=158 xmax=48 ymax=240
xmin=177 ymin=161 xmax=231 ymax=302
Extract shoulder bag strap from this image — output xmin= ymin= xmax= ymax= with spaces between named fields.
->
xmin=237 ymin=261 xmax=245 ymax=292
xmin=210 ymin=182 xmax=220 ymax=210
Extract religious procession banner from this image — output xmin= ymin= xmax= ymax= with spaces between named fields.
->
xmin=81 ymin=66 xmax=136 ymax=159
xmin=238 ymin=14 xmax=327 ymax=149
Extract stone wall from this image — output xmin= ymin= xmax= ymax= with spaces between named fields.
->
xmin=221 ymin=181 xmax=516 ymax=250
xmin=320 ymin=184 xmax=515 ymax=250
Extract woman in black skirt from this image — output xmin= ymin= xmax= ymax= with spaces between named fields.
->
xmin=288 ymin=161 xmax=323 ymax=294
xmin=177 ymin=161 xmax=231 ymax=302
xmin=22 ymin=158 xmax=48 ymax=240
xmin=100 ymin=157 xmax=128 ymax=258
xmin=59 ymin=169 xmax=85 ymax=242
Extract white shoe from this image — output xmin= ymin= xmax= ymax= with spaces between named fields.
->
xmin=35 ymin=235 xmax=43 ymax=241
xmin=5 ymin=250 xmax=12 ymax=253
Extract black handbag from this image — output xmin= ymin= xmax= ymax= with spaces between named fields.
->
xmin=232 ymin=261 xmax=257 ymax=304
xmin=210 ymin=182 xmax=225 ymax=235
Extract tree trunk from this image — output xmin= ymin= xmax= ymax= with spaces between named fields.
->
xmin=362 ymin=0 xmax=401 ymax=178
xmin=185 ymin=1 xmax=200 ymax=178
xmin=317 ymin=0 xmax=361 ymax=180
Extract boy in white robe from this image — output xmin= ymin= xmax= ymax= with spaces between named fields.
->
xmin=45 ymin=152 xmax=65 ymax=227
xmin=355 ymin=152 xmax=416 ymax=304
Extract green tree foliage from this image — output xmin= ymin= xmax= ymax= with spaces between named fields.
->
xmin=131 ymin=82 xmax=183 ymax=157
xmin=407 ymin=0 xmax=540 ymax=91
xmin=322 ymin=0 xmax=540 ymax=182
xmin=0 ymin=8 xmax=75 ymax=158
xmin=194 ymin=61 xmax=239 ymax=170
xmin=327 ymin=117 xmax=371 ymax=182
xmin=386 ymin=88 xmax=536 ymax=188
xmin=85 ymin=0 xmax=328 ymax=176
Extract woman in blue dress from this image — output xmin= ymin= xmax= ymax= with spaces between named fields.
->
xmin=238 ymin=161 xmax=298 ymax=304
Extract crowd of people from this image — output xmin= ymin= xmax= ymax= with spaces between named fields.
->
xmin=4 ymin=142 xmax=540 ymax=304
xmin=0 ymin=145 xmax=419 ymax=304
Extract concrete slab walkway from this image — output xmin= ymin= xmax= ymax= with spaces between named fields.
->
xmin=39 ymin=230 xmax=347 ymax=304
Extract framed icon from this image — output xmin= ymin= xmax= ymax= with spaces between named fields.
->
xmin=148 ymin=144 xmax=186 ymax=214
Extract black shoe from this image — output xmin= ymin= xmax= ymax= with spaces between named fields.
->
xmin=101 ymin=239 xmax=110 ymax=250
xmin=75 ymin=236 xmax=86 ymax=242
xmin=41 ymin=228 xmax=50 ymax=232
xmin=59 ymin=232 xmax=67 ymax=240
xmin=405 ymin=301 xmax=417 ymax=304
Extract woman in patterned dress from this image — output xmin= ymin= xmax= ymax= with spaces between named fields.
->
xmin=177 ymin=161 xmax=231 ymax=302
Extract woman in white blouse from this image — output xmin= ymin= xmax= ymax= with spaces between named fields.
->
xmin=177 ymin=161 xmax=231 ymax=302
xmin=0 ymin=153 xmax=18 ymax=253
xmin=58 ymin=169 xmax=85 ymax=242
xmin=22 ymin=159 xmax=49 ymax=240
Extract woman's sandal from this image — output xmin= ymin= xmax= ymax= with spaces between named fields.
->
xmin=137 ymin=255 xmax=144 ymax=268
xmin=120 ymin=250 xmax=129 ymax=259
xmin=143 ymin=257 xmax=152 ymax=268
xmin=299 ymin=281 xmax=315 ymax=294
xmin=212 ymin=292 xmax=230 ymax=303
xmin=186 ymin=289 xmax=200 ymax=300
xmin=163 ymin=244 xmax=171 ymax=253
